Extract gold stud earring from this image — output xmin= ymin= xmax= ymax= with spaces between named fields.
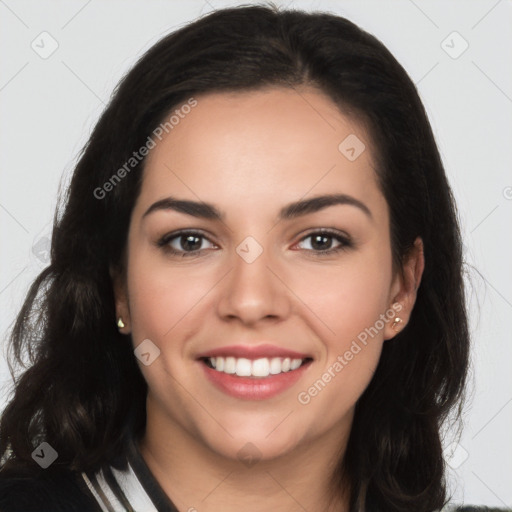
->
xmin=391 ymin=317 xmax=403 ymax=330
xmin=117 ymin=317 xmax=125 ymax=329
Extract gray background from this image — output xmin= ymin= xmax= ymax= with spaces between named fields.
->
xmin=1 ymin=0 xmax=511 ymax=507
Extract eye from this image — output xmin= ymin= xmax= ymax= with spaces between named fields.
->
xmin=157 ymin=230 xmax=217 ymax=257
xmin=156 ymin=229 xmax=352 ymax=258
xmin=294 ymin=229 xmax=352 ymax=255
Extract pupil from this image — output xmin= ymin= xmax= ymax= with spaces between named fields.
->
xmin=182 ymin=235 xmax=201 ymax=251
xmin=311 ymin=234 xmax=331 ymax=250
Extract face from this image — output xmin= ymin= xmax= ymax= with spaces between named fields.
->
xmin=115 ymin=87 xmax=420 ymax=463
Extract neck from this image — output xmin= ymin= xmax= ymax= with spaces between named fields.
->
xmin=138 ymin=402 xmax=352 ymax=512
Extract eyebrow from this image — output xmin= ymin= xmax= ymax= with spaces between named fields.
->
xmin=142 ymin=193 xmax=372 ymax=221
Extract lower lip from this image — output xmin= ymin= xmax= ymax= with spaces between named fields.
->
xmin=200 ymin=360 xmax=312 ymax=400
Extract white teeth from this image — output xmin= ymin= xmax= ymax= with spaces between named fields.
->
xmin=269 ymin=357 xmax=282 ymax=375
xmin=235 ymin=358 xmax=252 ymax=377
xmin=290 ymin=358 xmax=302 ymax=370
xmin=224 ymin=357 xmax=236 ymax=374
xmin=207 ymin=356 xmax=306 ymax=377
xmin=252 ymin=358 xmax=270 ymax=377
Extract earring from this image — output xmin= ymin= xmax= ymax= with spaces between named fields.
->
xmin=117 ymin=317 xmax=125 ymax=329
xmin=391 ymin=317 xmax=403 ymax=330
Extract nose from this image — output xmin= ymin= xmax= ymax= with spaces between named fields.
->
xmin=216 ymin=243 xmax=291 ymax=326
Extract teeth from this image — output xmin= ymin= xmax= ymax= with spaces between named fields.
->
xmin=290 ymin=358 xmax=302 ymax=370
xmin=269 ymin=357 xmax=282 ymax=375
xmin=207 ymin=356 xmax=305 ymax=377
xmin=224 ymin=357 xmax=236 ymax=374
xmin=252 ymin=358 xmax=270 ymax=377
xmin=236 ymin=358 xmax=252 ymax=376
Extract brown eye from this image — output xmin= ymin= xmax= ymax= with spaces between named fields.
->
xmin=158 ymin=230 xmax=217 ymax=257
xmin=295 ymin=230 xmax=352 ymax=255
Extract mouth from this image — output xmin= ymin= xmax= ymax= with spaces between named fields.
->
xmin=197 ymin=346 xmax=314 ymax=400
xmin=201 ymin=356 xmax=313 ymax=378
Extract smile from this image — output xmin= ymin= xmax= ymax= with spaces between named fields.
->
xmin=204 ymin=356 xmax=309 ymax=378
xmin=198 ymin=347 xmax=314 ymax=400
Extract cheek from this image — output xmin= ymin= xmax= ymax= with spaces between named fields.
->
xmin=291 ymin=248 xmax=393 ymax=343
xmin=126 ymin=248 xmax=216 ymax=343
xmin=293 ymin=250 xmax=392 ymax=422
xmin=297 ymin=339 xmax=382 ymax=434
xmin=295 ymin=272 xmax=389 ymax=426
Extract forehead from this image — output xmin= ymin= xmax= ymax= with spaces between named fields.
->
xmin=138 ymin=87 xmax=383 ymax=216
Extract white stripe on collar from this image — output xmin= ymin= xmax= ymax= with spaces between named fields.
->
xmin=81 ymin=472 xmax=111 ymax=512
xmin=81 ymin=461 xmax=158 ymax=512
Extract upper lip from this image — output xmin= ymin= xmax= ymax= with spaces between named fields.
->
xmin=196 ymin=344 xmax=312 ymax=360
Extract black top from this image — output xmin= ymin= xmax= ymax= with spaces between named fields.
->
xmin=0 ymin=437 xmax=178 ymax=512
xmin=0 ymin=464 xmax=101 ymax=512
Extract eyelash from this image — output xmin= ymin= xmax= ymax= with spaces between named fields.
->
xmin=156 ymin=229 xmax=353 ymax=258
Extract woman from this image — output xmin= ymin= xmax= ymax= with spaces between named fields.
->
xmin=0 ymin=4 xmax=501 ymax=512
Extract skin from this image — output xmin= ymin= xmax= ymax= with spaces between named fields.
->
xmin=113 ymin=87 xmax=424 ymax=512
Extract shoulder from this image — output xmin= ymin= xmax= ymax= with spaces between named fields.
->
xmin=0 ymin=465 xmax=101 ymax=512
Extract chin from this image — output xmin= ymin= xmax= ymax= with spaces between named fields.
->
xmin=193 ymin=413 xmax=307 ymax=463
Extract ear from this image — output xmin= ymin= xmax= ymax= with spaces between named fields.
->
xmin=110 ymin=264 xmax=131 ymax=334
xmin=384 ymin=237 xmax=424 ymax=340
